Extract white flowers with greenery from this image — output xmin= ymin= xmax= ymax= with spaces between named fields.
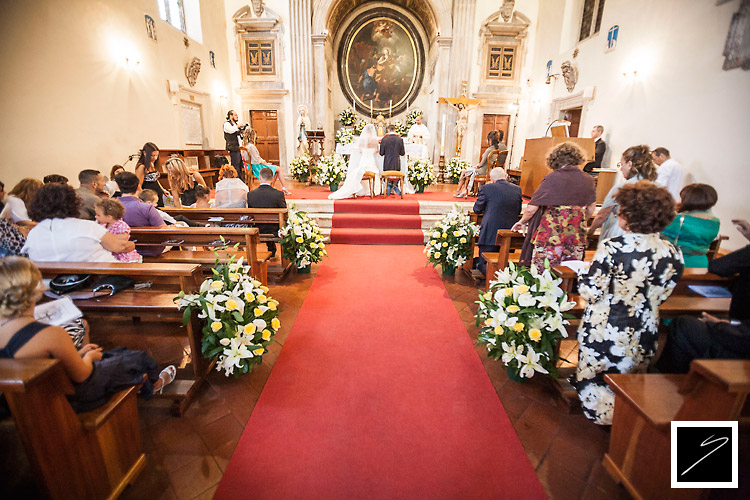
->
xmin=406 ymin=108 xmax=423 ymax=126
xmin=335 ymin=127 xmax=354 ymax=145
xmin=407 ymin=158 xmax=437 ymax=188
xmin=290 ymin=154 xmax=315 ymax=182
xmin=354 ymin=119 xmax=367 ymax=136
xmin=279 ymin=208 xmax=328 ymax=268
xmin=176 ymin=253 xmax=281 ymax=377
xmin=446 ymin=157 xmax=470 ymax=183
xmin=394 ymin=120 xmax=409 ymax=137
xmin=475 ymin=262 xmax=577 ymax=380
xmin=424 ymin=207 xmax=479 ymax=271
xmin=316 ymin=153 xmax=347 ymax=186
xmin=339 ymin=107 xmax=356 ymax=127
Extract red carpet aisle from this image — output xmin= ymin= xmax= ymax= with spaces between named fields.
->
xmin=329 ymin=200 xmax=424 ymax=244
xmin=287 ymin=184 xmax=478 ymax=201
xmin=215 ymin=245 xmax=546 ymax=500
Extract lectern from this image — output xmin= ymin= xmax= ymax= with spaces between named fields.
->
xmin=519 ymin=137 xmax=595 ymax=197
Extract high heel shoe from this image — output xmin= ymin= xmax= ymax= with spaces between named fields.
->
xmin=282 ymin=188 xmax=292 ymax=196
xmin=156 ymin=365 xmax=176 ymax=394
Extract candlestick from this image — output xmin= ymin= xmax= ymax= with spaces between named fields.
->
xmin=389 ymin=100 xmax=392 ymax=119
xmin=370 ymin=100 xmax=373 ymax=120
xmin=440 ymin=113 xmax=446 ymax=156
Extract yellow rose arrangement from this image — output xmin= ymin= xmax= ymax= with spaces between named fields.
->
xmin=175 ymin=251 xmax=282 ymax=377
xmin=476 ymin=262 xmax=576 ymax=380
xmin=278 ymin=207 xmax=328 ymax=270
xmin=423 ymin=206 xmax=479 ymax=273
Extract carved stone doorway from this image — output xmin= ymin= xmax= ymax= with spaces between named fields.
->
xmin=249 ymin=110 xmax=280 ymax=165
xmin=480 ymin=114 xmax=510 ymax=160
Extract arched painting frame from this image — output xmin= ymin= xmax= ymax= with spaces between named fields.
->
xmin=337 ymin=8 xmax=425 ymax=117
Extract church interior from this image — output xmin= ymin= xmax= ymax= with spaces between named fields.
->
xmin=1 ymin=1 xmax=749 ymax=499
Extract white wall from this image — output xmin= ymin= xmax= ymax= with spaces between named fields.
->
xmin=0 ymin=0 xmax=232 ymax=187
xmin=514 ymin=0 xmax=750 ymax=249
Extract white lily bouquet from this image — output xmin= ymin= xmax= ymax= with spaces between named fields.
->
xmin=176 ymin=255 xmax=281 ymax=377
xmin=394 ymin=119 xmax=409 ymax=137
xmin=317 ymin=153 xmax=347 ymax=187
xmin=446 ymin=157 xmax=470 ymax=183
xmin=406 ymin=108 xmax=423 ymax=126
xmin=424 ymin=207 xmax=479 ymax=273
xmin=407 ymin=158 xmax=437 ymax=188
xmin=335 ymin=127 xmax=354 ymax=145
xmin=279 ymin=208 xmax=328 ymax=270
xmin=475 ymin=262 xmax=576 ymax=380
xmin=339 ymin=106 xmax=356 ymax=126
xmin=354 ymin=119 xmax=367 ymax=136
xmin=290 ymin=154 xmax=314 ymax=182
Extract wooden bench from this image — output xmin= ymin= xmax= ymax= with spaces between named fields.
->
xmin=130 ymin=226 xmax=271 ymax=285
xmin=33 ymin=262 xmax=208 ymax=415
xmin=603 ymin=359 xmax=750 ymax=500
xmin=163 ymin=207 xmax=292 ymax=281
xmin=0 ymin=358 xmax=146 ymax=499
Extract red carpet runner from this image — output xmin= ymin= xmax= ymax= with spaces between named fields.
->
xmin=329 ymin=200 xmax=424 ymax=244
xmin=215 ymin=245 xmax=546 ymax=500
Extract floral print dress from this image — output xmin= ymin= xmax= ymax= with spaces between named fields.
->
xmin=531 ymin=205 xmax=588 ymax=273
xmin=574 ymin=233 xmax=683 ymax=425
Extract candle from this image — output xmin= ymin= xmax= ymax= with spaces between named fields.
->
xmin=407 ymin=100 xmax=409 ymax=115
xmin=441 ymin=113 xmax=446 ymax=156
xmin=370 ymin=100 xmax=373 ymax=120
xmin=389 ymin=100 xmax=392 ymax=119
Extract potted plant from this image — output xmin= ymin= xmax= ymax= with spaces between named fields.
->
xmin=475 ymin=262 xmax=576 ymax=381
xmin=278 ymin=208 xmax=328 ymax=273
xmin=407 ymin=157 xmax=437 ymax=193
xmin=317 ymin=153 xmax=347 ymax=191
xmin=424 ymin=207 xmax=478 ymax=275
xmin=290 ymin=154 xmax=315 ymax=183
xmin=446 ymin=157 xmax=470 ymax=184
xmin=175 ymin=251 xmax=281 ymax=377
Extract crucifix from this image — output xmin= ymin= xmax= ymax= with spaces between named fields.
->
xmin=439 ymin=81 xmax=484 ymax=157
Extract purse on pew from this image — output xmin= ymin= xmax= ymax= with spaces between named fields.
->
xmin=91 ymin=275 xmax=136 ymax=296
xmin=50 ymin=274 xmax=92 ymax=294
xmin=48 ymin=274 xmax=135 ymax=299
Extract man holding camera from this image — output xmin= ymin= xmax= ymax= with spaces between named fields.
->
xmin=224 ymin=110 xmax=248 ymax=172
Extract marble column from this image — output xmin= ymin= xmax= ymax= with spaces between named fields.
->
xmin=311 ymin=33 xmax=331 ymax=151
xmin=289 ymin=0 xmax=314 ymax=114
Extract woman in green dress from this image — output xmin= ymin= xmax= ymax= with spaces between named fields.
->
xmin=661 ymin=183 xmax=720 ymax=268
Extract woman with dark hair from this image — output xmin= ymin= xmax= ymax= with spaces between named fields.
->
xmin=661 ymin=183 xmax=720 ymax=268
xmin=135 ymin=142 xmax=165 ymax=206
xmin=588 ymin=145 xmax=658 ymax=243
xmin=244 ymin=129 xmax=291 ymax=195
xmin=454 ymin=130 xmax=500 ymax=198
xmin=511 ymin=142 xmax=597 ymax=272
xmin=105 ymin=164 xmax=125 ymax=196
xmin=43 ymin=174 xmax=69 ymax=184
xmin=574 ymin=181 xmax=684 ymax=425
xmin=0 ymin=178 xmax=43 ymax=223
xmin=21 ymin=183 xmax=134 ymax=262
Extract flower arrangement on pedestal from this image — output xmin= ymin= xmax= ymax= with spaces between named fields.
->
xmin=279 ymin=208 xmax=328 ymax=271
xmin=316 ymin=153 xmax=347 ymax=190
xmin=406 ymin=108 xmax=423 ymax=126
xmin=424 ymin=207 xmax=479 ymax=275
xmin=175 ymin=253 xmax=281 ymax=377
xmin=339 ymin=107 xmax=356 ymax=127
xmin=475 ymin=262 xmax=576 ymax=380
xmin=354 ymin=119 xmax=367 ymax=136
xmin=446 ymin=157 xmax=471 ymax=183
xmin=394 ymin=120 xmax=409 ymax=137
xmin=290 ymin=154 xmax=315 ymax=182
xmin=407 ymin=158 xmax=437 ymax=190
xmin=335 ymin=127 xmax=354 ymax=144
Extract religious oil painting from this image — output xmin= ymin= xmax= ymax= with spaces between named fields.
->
xmin=338 ymin=8 xmax=425 ymax=116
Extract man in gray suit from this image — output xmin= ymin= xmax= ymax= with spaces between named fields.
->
xmin=472 ymin=167 xmax=523 ymax=275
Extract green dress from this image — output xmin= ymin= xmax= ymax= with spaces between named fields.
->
xmin=661 ymin=211 xmax=720 ymax=268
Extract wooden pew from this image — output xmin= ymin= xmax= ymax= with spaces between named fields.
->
xmin=0 ymin=358 xmax=146 ymax=499
xmin=603 ymin=359 xmax=750 ymax=500
xmin=34 ymin=262 xmax=208 ymax=415
xmin=129 ymin=226 xmax=271 ymax=285
xmin=163 ymin=207 xmax=292 ymax=281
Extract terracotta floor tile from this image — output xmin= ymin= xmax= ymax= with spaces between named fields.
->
xmin=120 ymin=457 xmax=176 ymax=500
xmin=196 ymin=414 xmax=244 ymax=454
xmin=167 ymin=456 xmax=223 ymax=500
xmin=536 ymin=456 xmax=587 ymax=500
xmin=190 ymin=484 xmax=219 ymax=500
xmin=543 ymin=434 xmax=598 ymax=482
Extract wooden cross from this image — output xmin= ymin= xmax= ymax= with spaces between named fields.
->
xmin=439 ymin=81 xmax=484 ymax=157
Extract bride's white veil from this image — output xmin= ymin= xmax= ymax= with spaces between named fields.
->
xmin=347 ymin=123 xmax=378 ymax=174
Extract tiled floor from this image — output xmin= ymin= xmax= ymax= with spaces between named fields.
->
xmin=2 ymin=254 xmax=747 ymax=499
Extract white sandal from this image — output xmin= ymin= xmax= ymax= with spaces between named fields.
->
xmin=156 ymin=365 xmax=176 ymax=394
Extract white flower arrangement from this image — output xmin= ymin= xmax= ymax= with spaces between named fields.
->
xmin=335 ymin=127 xmax=354 ymax=144
xmin=176 ymin=252 xmax=281 ymax=377
xmin=354 ymin=119 xmax=367 ymax=136
xmin=339 ymin=107 xmax=356 ymax=126
xmin=290 ymin=154 xmax=314 ymax=182
xmin=279 ymin=208 xmax=328 ymax=268
xmin=316 ymin=153 xmax=347 ymax=186
xmin=406 ymin=108 xmax=423 ymax=126
xmin=475 ymin=262 xmax=577 ymax=379
xmin=446 ymin=157 xmax=470 ymax=183
xmin=424 ymin=207 xmax=479 ymax=271
xmin=394 ymin=120 xmax=409 ymax=137
xmin=407 ymin=157 xmax=437 ymax=187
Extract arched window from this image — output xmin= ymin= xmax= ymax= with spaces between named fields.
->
xmin=157 ymin=0 xmax=202 ymax=43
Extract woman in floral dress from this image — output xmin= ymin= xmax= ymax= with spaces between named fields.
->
xmin=574 ymin=181 xmax=684 ymax=425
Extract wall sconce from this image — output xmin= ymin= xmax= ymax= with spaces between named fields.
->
xmin=124 ymin=56 xmax=141 ymax=68
xmin=622 ymin=70 xmax=638 ymax=78
xmin=545 ymin=73 xmax=560 ymax=84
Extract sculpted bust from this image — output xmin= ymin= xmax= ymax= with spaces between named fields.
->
xmin=561 ymin=60 xmax=577 ymax=93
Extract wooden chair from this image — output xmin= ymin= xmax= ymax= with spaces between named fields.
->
xmin=361 ymin=171 xmax=376 ymax=199
xmin=0 ymin=358 xmax=146 ymax=499
xmin=472 ymin=149 xmax=508 ymax=195
xmin=381 ymin=171 xmax=405 ymax=199
xmin=603 ymin=359 xmax=750 ymax=500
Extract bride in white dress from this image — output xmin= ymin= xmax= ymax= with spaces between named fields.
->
xmin=328 ymin=124 xmax=381 ymax=200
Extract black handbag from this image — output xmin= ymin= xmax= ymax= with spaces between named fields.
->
xmin=91 ymin=275 xmax=136 ymax=296
xmin=50 ymin=274 xmax=92 ymax=294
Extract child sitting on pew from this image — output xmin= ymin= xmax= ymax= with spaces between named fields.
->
xmin=139 ymin=189 xmax=198 ymax=227
xmin=94 ymin=199 xmax=141 ymax=263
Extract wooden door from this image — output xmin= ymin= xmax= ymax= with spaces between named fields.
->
xmin=249 ymin=110 xmax=280 ymax=165
xmin=480 ymin=114 xmax=510 ymax=161
xmin=564 ymin=107 xmax=582 ymax=138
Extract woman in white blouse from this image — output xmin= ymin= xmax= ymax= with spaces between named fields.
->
xmin=214 ymin=165 xmax=249 ymax=208
xmin=0 ymin=178 xmax=43 ymax=223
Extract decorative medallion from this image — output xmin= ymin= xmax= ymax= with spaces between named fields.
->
xmin=337 ymin=8 xmax=425 ymax=116
xmin=186 ymin=57 xmax=201 ymax=87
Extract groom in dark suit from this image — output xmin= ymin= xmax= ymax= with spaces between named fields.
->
xmin=472 ymin=167 xmax=522 ymax=275
xmin=247 ymin=167 xmax=286 ymax=258
xmin=379 ymin=124 xmax=405 ymax=196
